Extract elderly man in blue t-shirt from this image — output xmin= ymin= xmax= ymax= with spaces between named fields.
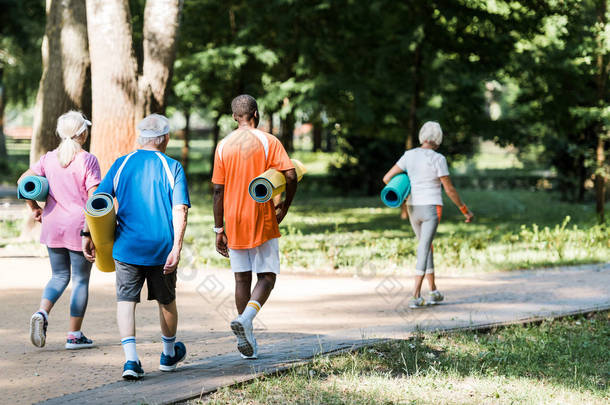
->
xmin=83 ymin=114 xmax=190 ymax=380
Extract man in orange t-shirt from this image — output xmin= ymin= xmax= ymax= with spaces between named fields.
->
xmin=212 ymin=94 xmax=297 ymax=359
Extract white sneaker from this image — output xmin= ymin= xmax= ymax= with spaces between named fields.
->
xmin=240 ymin=337 xmax=258 ymax=359
xmin=429 ymin=290 xmax=444 ymax=304
xmin=230 ymin=317 xmax=256 ymax=358
xmin=30 ymin=312 xmax=47 ymax=348
xmin=409 ymin=297 xmax=426 ymax=309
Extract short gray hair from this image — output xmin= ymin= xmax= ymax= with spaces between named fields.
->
xmin=137 ymin=113 xmax=170 ymax=146
xmin=418 ymin=121 xmax=443 ymax=146
xmin=137 ymin=134 xmax=167 ymax=146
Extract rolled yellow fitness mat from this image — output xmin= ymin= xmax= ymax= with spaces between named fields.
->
xmin=84 ymin=193 xmax=116 ymax=273
xmin=248 ymin=159 xmax=306 ymax=203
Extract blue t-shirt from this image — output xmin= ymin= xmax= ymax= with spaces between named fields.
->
xmin=96 ymin=149 xmax=190 ymax=266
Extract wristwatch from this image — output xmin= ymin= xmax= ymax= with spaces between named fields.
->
xmin=80 ymin=230 xmax=91 ymax=237
xmin=213 ymin=226 xmax=224 ymax=234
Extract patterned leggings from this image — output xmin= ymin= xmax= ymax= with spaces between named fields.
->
xmin=42 ymin=247 xmax=92 ymax=317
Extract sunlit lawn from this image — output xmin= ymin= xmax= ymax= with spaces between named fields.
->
xmin=2 ymin=140 xmax=608 ymax=274
xmin=184 ymin=188 xmax=609 ymax=275
xmin=197 ymin=312 xmax=609 ymax=405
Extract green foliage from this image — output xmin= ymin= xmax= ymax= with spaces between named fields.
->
xmin=171 ymin=2 xmax=534 ymax=175
xmin=0 ymin=0 xmax=44 ymax=107
xmin=202 ymin=312 xmax=610 ymax=404
xmin=328 ymin=135 xmax=404 ymax=195
xmin=498 ymin=0 xmax=610 ymax=200
xmin=182 ymin=187 xmax=609 ymax=275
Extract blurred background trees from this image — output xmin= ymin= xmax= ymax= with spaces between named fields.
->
xmin=0 ymin=0 xmax=608 ymax=220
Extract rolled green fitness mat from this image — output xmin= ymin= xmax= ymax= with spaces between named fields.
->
xmin=17 ymin=175 xmax=49 ymax=201
xmin=84 ymin=193 xmax=116 ymax=273
xmin=248 ymin=159 xmax=306 ymax=203
xmin=381 ymin=173 xmax=411 ymax=208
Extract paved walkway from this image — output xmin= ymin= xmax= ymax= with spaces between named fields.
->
xmin=0 ymin=257 xmax=607 ymax=405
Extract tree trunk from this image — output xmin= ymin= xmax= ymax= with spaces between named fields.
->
xmin=578 ymin=155 xmax=587 ymax=202
xmin=267 ymin=112 xmax=274 ymax=135
xmin=312 ymin=115 xmax=322 ymax=152
xmin=595 ymin=139 xmax=606 ymax=223
xmin=87 ymin=0 xmax=182 ymax=174
xmin=23 ymin=0 xmax=89 ymax=242
xmin=594 ymin=0 xmax=607 ymax=223
xmin=86 ymin=0 xmax=137 ymax=174
xmin=406 ymin=39 xmax=423 ymax=150
xmin=181 ymin=110 xmax=190 ymax=174
xmin=30 ymin=0 xmax=90 ymax=165
xmin=0 ymin=67 xmax=7 ymax=163
xmin=280 ymin=112 xmax=295 ymax=153
xmin=209 ymin=117 xmax=220 ymax=177
xmin=324 ymin=127 xmax=334 ymax=152
xmin=136 ymin=0 xmax=182 ymax=122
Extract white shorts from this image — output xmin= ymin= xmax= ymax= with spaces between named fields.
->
xmin=228 ymin=238 xmax=280 ymax=274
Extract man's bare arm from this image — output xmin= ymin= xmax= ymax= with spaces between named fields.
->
xmin=172 ymin=204 xmax=189 ymax=251
xmin=163 ymin=204 xmax=189 ymax=273
xmin=213 ymin=184 xmax=229 ymax=257
xmin=275 ymin=168 xmax=297 ymax=224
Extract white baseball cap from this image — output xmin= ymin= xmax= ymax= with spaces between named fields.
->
xmin=137 ymin=113 xmax=170 ymax=138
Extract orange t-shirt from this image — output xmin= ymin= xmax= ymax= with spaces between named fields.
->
xmin=212 ymin=127 xmax=294 ymax=249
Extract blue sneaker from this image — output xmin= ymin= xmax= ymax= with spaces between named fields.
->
xmin=30 ymin=312 xmax=48 ymax=348
xmin=122 ymin=360 xmax=144 ymax=380
xmin=65 ymin=333 xmax=94 ymax=349
xmin=159 ymin=341 xmax=186 ymax=371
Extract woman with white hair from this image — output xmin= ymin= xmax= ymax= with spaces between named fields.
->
xmin=18 ymin=111 xmax=101 ymax=348
xmin=383 ymin=121 xmax=473 ymax=308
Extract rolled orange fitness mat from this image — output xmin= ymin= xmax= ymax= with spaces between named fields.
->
xmin=248 ymin=159 xmax=306 ymax=203
xmin=84 ymin=193 xmax=116 ymax=272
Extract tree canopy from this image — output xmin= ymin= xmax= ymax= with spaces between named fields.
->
xmin=1 ymin=0 xmax=608 ymax=218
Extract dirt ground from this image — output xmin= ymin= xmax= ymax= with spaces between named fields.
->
xmin=0 ymin=257 xmax=608 ymax=404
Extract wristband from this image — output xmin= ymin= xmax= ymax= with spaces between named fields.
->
xmin=459 ymin=205 xmax=469 ymax=215
xmin=80 ymin=230 xmax=91 ymax=237
xmin=213 ymin=226 xmax=224 ymax=234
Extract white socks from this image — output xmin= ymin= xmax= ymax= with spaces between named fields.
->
xmin=69 ymin=331 xmax=82 ymax=339
xmin=121 ymin=336 xmax=138 ymax=362
xmin=121 ymin=335 xmax=175 ymax=361
xmin=162 ymin=335 xmax=176 ymax=357
xmin=240 ymin=300 xmax=261 ymax=323
xmin=38 ymin=309 xmax=49 ymax=320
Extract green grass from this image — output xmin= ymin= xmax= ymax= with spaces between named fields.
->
xmin=2 ymin=140 xmax=608 ymax=274
xmin=195 ymin=312 xmax=610 ymax=405
xmin=0 ymin=219 xmax=20 ymax=244
xmin=184 ymin=188 xmax=609 ymax=275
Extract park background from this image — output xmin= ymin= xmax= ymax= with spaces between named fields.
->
xmin=0 ymin=1 xmax=609 ymax=404
xmin=0 ymin=0 xmax=608 ymax=273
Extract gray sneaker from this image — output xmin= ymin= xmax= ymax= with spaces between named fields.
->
xmin=429 ymin=290 xmax=444 ymax=304
xmin=240 ymin=337 xmax=258 ymax=359
xmin=230 ymin=317 xmax=256 ymax=357
xmin=409 ymin=297 xmax=426 ymax=309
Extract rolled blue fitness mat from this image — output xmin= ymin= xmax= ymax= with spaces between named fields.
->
xmin=17 ymin=175 xmax=49 ymax=201
xmin=380 ymin=173 xmax=411 ymax=208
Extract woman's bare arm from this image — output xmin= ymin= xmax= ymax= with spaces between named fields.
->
xmin=440 ymin=176 xmax=473 ymax=222
xmin=17 ymin=168 xmax=36 ymax=185
xmin=382 ymin=165 xmax=404 ymax=184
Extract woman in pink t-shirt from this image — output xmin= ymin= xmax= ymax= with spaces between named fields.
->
xmin=19 ymin=111 xmax=101 ymax=350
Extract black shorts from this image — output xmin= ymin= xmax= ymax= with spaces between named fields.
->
xmin=115 ymin=260 xmax=177 ymax=305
